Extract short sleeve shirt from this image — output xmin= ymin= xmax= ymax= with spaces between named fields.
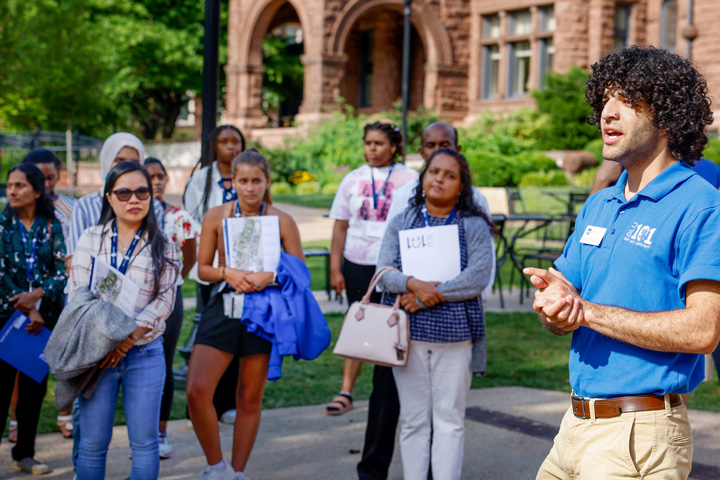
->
xmin=329 ymin=163 xmax=418 ymax=265
xmin=555 ymin=162 xmax=720 ymax=398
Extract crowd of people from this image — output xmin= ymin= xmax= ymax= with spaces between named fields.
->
xmin=0 ymin=45 xmax=719 ymax=480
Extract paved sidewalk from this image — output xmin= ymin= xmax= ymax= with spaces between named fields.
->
xmin=2 ymin=386 xmax=719 ymax=479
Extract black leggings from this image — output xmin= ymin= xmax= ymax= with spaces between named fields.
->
xmin=160 ymin=286 xmax=183 ymax=422
xmin=0 ymin=360 xmax=47 ymax=460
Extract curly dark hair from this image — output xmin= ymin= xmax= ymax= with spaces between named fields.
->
xmin=411 ymin=148 xmax=492 ymax=230
xmin=363 ymin=121 xmax=404 ymax=159
xmin=585 ymin=46 xmax=713 ymax=164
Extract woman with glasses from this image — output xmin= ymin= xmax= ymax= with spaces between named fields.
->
xmin=68 ymin=162 xmax=178 ymax=480
xmin=0 ymin=163 xmax=66 ymax=475
xmin=144 ymin=157 xmax=199 ymax=459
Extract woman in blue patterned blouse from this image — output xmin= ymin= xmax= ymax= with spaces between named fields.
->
xmin=0 ymin=163 xmax=67 ymax=475
xmin=376 ymin=149 xmax=495 ymax=480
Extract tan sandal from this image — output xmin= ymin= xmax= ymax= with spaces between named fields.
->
xmin=325 ymin=393 xmax=354 ymax=416
xmin=57 ymin=415 xmax=73 ymax=439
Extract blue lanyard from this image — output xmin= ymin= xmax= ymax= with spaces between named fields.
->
xmin=218 ymin=178 xmax=237 ymax=203
xmin=370 ymin=163 xmax=395 ymax=210
xmin=19 ymin=218 xmax=40 ymax=286
xmin=235 ymin=201 xmax=265 ymax=217
xmin=421 ymin=205 xmax=457 ymax=227
xmin=111 ymin=221 xmax=143 ymax=274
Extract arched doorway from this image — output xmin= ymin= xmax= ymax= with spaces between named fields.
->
xmin=340 ymin=6 xmax=426 ymax=113
xmin=261 ymin=3 xmax=304 ymax=127
xmin=225 ymin=0 xmax=314 ymax=131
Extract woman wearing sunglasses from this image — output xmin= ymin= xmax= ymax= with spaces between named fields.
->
xmin=67 ymin=162 xmax=178 ymax=480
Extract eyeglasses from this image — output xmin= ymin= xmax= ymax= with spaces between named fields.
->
xmin=112 ymin=187 xmax=151 ymax=202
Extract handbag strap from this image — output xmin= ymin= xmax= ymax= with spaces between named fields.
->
xmin=361 ymin=266 xmax=399 ymax=304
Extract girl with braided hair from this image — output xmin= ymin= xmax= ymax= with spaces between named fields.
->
xmin=326 ymin=121 xmax=418 ymax=418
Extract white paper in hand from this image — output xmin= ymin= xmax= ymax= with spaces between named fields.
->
xmin=399 ymin=224 xmax=461 ymax=283
xmin=89 ymin=257 xmax=140 ymax=318
xmin=223 ymin=216 xmax=281 ymax=273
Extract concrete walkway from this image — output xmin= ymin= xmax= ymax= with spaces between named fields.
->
xmin=2 ymin=386 xmax=720 ymax=479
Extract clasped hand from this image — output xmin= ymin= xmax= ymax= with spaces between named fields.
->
xmin=225 ymin=268 xmax=274 ymax=294
xmin=523 ymin=267 xmax=584 ymax=331
xmin=402 ymin=278 xmax=445 ymax=313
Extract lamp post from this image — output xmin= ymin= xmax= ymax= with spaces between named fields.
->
xmin=400 ymin=0 xmax=412 ymax=161
xmin=201 ymin=0 xmax=221 ymax=164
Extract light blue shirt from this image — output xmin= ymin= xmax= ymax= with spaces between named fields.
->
xmin=555 ymin=162 xmax=720 ymax=397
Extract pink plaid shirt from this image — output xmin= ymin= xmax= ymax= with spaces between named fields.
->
xmin=68 ymin=222 xmax=179 ymax=344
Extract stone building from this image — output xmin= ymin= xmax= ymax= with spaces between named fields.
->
xmin=224 ymin=0 xmax=720 ymax=131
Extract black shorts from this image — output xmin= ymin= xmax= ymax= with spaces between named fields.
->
xmin=194 ymin=290 xmax=272 ymax=357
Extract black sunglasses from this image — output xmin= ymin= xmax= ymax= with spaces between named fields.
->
xmin=112 ymin=187 xmax=152 ymax=202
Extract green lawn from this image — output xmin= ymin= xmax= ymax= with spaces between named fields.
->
xmin=273 ymin=192 xmax=335 ymax=209
xmin=24 ymin=310 xmax=720 ymax=435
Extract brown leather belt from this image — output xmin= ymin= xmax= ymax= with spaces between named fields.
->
xmin=571 ymin=393 xmax=684 ymax=419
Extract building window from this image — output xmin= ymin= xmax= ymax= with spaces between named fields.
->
xmin=510 ymin=10 xmax=532 ymax=36
xmin=539 ymin=38 xmax=554 ymax=85
xmin=660 ymin=0 xmax=677 ymax=51
xmin=484 ymin=15 xmax=501 ymax=38
xmin=614 ymin=5 xmax=632 ymax=50
xmin=540 ymin=6 xmax=556 ymax=32
xmin=358 ymin=29 xmax=374 ymax=108
xmin=508 ymin=41 xmax=531 ymax=97
xmin=482 ymin=45 xmax=501 ymax=99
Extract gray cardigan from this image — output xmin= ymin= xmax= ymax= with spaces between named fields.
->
xmin=376 ymin=207 xmax=495 ymax=376
xmin=44 ymin=287 xmax=136 ymax=410
xmin=377 ymin=207 xmax=494 ymax=302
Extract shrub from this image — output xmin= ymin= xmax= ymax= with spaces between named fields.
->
xmin=519 ymin=170 xmax=568 ymax=187
xmin=270 ymin=182 xmax=293 ymax=195
xmin=583 ymin=138 xmax=604 ymax=164
xmin=321 ymin=182 xmax=339 ymax=194
xmin=571 ymin=166 xmax=599 ymax=188
xmin=533 ymin=66 xmax=600 ymax=150
xmin=296 ymin=181 xmax=321 ymax=195
xmin=703 ymin=137 xmax=720 ymax=164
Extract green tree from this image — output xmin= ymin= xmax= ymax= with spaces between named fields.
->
xmin=262 ymin=31 xmax=304 ymax=127
xmin=532 ymin=66 xmax=600 ymax=150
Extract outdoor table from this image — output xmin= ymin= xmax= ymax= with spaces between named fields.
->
xmin=504 ymin=213 xmax=559 ymax=304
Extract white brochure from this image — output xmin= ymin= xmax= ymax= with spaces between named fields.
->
xmin=89 ymin=257 xmax=140 ymax=318
xmin=223 ymin=216 xmax=281 ymax=273
xmin=399 ymin=224 xmax=461 ymax=283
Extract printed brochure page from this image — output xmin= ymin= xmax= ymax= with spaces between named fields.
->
xmin=223 ymin=216 xmax=281 ymax=273
xmin=89 ymin=257 xmax=140 ymax=318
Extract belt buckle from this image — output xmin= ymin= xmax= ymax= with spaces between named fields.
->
xmin=572 ymin=394 xmax=588 ymax=419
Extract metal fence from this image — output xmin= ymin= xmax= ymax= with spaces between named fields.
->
xmin=0 ymin=130 xmax=104 ymax=185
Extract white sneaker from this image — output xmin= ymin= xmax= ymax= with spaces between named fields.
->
xmin=158 ymin=431 xmax=173 ymax=459
xmin=219 ymin=409 xmax=237 ymax=424
xmin=235 ymin=473 xmax=250 ymax=480
xmin=200 ymin=459 xmax=235 ymax=480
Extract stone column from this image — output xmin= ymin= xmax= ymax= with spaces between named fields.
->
xmin=294 ymin=53 xmax=349 ymax=126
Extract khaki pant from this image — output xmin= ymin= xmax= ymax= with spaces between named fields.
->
xmin=537 ymin=398 xmax=693 ymax=480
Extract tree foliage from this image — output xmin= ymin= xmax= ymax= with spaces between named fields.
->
xmin=532 ymin=66 xmax=600 ymax=150
xmin=0 ymin=0 xmax=210 ymax=139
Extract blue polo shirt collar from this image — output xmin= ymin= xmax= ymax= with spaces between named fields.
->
xmin=608 ymin=161 xmax=694 ymax=204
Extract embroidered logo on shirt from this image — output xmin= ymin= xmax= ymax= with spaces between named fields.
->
xmin=625 ymin=222 xmax=656 ymax=248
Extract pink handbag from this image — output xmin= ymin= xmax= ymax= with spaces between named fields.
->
xmin=333 ymin=267 xmax=410 ymax=367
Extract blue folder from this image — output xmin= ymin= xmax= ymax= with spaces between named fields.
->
xmin=0 ymin=310 xmax=51 ymax=383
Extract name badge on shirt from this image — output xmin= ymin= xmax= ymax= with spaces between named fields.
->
xmin=364 ymin=221 xmax=387 ymax=239
xmin=579 ymin=226 xmax=607 ymax=247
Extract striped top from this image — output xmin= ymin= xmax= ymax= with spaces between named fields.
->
xmin=67 ymin=191 xmax=165 ymax=254
xmin=68 ymin=222 xmax=178 ymax=344
xmin=53 ymin=192 xmax=76 ymax=240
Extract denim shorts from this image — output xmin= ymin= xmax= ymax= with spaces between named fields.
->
xmin=194 ymin=292 xmax=272 ymax=357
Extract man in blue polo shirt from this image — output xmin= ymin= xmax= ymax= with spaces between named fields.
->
xmin=525 ymin=46 xmax=720 ymax=479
